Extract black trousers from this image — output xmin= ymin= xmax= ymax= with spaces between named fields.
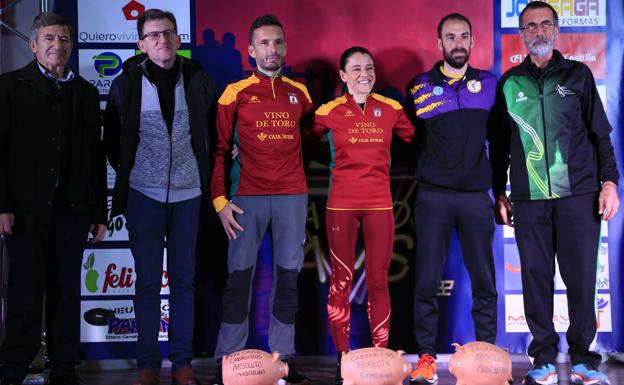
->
xmin=0 ymin=208 xmax=89 ymax=379
xmin=412 ymin=188 xmax=497 ymax=357
xmin=514 ymin=193 xmax=602 ymax=366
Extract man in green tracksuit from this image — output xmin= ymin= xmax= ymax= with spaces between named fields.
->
xmin=491 ymin=2 xmax=619 ymax=385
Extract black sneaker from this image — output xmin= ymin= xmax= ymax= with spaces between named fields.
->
xmin=48 ymin=371 xmax=89 ymax=385
xmin=334 ymin=353 xmax=343 ymax=385
xmin=210 ymin=362 xmax=223 ymax=385
xmin=283 ymin=357 xmax=310 ymax=384
xmin=0 ymin=378 xmax=24 ymax=385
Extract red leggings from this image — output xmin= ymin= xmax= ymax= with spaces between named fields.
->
xmin=326 ymin=209 xmax=395 ymax=352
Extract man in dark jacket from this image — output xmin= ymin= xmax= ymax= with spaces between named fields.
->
xmin=103 ymin=9 xmax=214 ymax=385
xmin=0 ymin=12 xmax=107 ymax=385
xmin=406 ymin=13 xmax=498 ymax=384
xmin=492 ymin=2 xmax=619 ymax=385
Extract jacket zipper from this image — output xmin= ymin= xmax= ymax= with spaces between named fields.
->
xmin=538 ymin=81 xmax=552 ymax=197
xmin=271 ymin=77 xmax=276 ymax=99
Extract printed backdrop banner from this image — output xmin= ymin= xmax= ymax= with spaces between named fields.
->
xmin=54 ymin=0 xmax=623 ymax=359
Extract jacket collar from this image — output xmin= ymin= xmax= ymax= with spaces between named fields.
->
xmin=517 ymin=49 xmax=571 ymax=76
xmin=254 ymin=68 xmax=283 ymax=81
xmin=429 ymin=60 xmax=480 ymax=84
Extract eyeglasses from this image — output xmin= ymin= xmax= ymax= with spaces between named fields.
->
xmin=141 ymin=29 xmax=177 ymax=41
xmin=520 ymin=20 xmax=556 ymax=33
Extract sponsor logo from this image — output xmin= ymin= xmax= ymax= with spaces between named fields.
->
xmin=93 ymin=52 xmax=122 ymax=78
xmin=556 ymin=84 xmax=575 ymax=98
xmin=510 ymin=54 xmax=526 ymax=64
xmin=81 ymin=249 xmax=169 ymax=296
xmin=437 ymin=280 xmax=454 ymax=296
xmin=373 ymin=108 xmax=382 ymax=117
xmin=516 ymin=91 xmax=528 ymax=102
xmin=288 ymin=93 xmax=299 ymax=104
xmin=467 ymin=80 xmax=482 ymax=94
xmin=501 ymin=33 xmax=605 ymax=78
xmin=83 ymin=253 xmax=99 ymax=293
xmin=122 ymin=0 xmax=145 ymax=21
xmin=81 ymin=300 xmax=170 ymax=342
xmin=331 ymin=226 xmax=340 ymax=232
xmin=78 ymin=1 xmax=191 ymax=43
xmin=344 ymin=110 xmax=355 ymax=117
xmin=248 ymin=95 xmax=261 ymax=103
xmin=80 ymin=49 xmax=135 ymax=95
xmin=433 ymin=86 xmax=444 ymax=96
xmin=501 ymin=0 xmax=605 ymax=28
xmin=257 ymin=132 xmax=268 ymax=141
xmin=349 ymin=137 xmax=358 ymax=144
xmin=505 ymin=262 xmax=521 ymax=273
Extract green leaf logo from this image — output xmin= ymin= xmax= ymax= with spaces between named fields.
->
xmin=84 ymin=252 xmax=99 ymax=293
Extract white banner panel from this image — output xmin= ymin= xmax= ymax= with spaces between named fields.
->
xmin=77 ymin=0 xmax=191 ymax=43
xmin=81 ymin=248 xmax=170 ymax=296
xmin=79 ymin=49 xmax=136 ymax=95
xmin=505 ymin=293 xmax=612 ymax=332
xmin=81 ymin=299 xmax=169 ymax=342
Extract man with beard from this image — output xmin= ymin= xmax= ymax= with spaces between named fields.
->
xmin=406 ymin=13 xmax=498 ymax=384
xmin=492 ymin=2 xmax=619 ymax=385
xmin=210 ymin=14 xmax=312 ymax=385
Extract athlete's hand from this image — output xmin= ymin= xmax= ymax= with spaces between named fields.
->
xmin=495 ymin=194 xmax=513 ymax=227
xmin=89 ymin=224 xmax=107 ymax=243
xmin=218 ymin=202 xmax=244 ymax=240
xmin=598 ymin=181 xmax=619 ymax=221
xmin=0 ymin=213 xmax=14 ymax=235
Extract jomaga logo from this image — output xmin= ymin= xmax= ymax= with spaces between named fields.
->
xmin=93 ymin=52 xmax=123 ymax=78
xmin=122 ymin=0 xmax=145 ymax=21
xmin=501 ymin=0 xmax=606 ymax=28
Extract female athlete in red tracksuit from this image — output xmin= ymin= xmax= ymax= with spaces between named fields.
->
xmin=308 ymin=47 xmax=414 ymax=382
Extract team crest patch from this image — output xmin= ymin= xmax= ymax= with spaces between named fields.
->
xmin=373 ymin=108 xmax=382 ymax=117
xmin=467 ymin=80 xmax=482 ymax=94
xmin=288 ymin=93 xmax=299 ymax=104
xmin=433 ymin=86 xmax=444 ymax=96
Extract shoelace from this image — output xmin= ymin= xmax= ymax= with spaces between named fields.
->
xmin=416 ymin=355 xmax=435 ymax=369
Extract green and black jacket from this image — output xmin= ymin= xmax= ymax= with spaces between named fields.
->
xmin=491 ymin=50 xmax=619 ymax=201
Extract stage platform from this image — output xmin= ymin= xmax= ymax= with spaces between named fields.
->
xmin=65 ymin=354 xmax=624 ymax=385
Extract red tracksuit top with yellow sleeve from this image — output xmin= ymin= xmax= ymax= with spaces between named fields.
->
xmin=310 ymin=93 xmax=414 ymax=210
xmin=211 ymin=70 xmax=313 ymax=212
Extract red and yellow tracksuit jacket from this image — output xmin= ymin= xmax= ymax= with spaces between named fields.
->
xmin=310 ymin=93 xmax=414 ymax=210
xmin=211 ymin=71 xmax=313 ymax=212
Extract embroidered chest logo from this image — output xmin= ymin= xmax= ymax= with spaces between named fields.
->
xmin=288 ymin=93 xmax=299 ymax=104
xmin=349 ymin=137 xmax=358 ymax=144
xmin=516 ymin=91 xmax=527 ymax=103
xmin=373 ymin=108 xmax=382 ymax=117
xmin=433 ymin=86 xmax=444 ymax=96
xmin=248 ymin=96 xmax=261 ymax=103
xmin=556 ymin=84 xmax=575 ymax=98
xmin=467 ymin=79 xmax=482 ymax=94
xmin=344 ymin=110 xmax=355 ymax=117
xmin=257 ymin=132 xmax=268 ymax=141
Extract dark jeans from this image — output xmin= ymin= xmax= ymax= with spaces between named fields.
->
xmin=126 ymin=189 xmax=201 ymax=372
xmin=0 ymin=208 xmax=89 ymax=379
xmin=514 ymin=193 xmax=602 ymax=366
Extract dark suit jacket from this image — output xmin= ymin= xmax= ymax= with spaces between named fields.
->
xmin=0 ymin=60 xmax=107 ymax=224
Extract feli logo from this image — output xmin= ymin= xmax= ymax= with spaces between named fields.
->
xmin=83 ymin=252 xmax=99 ymax=293
xmin=257 ymin=132 xmax=268 ymax=141
xmin=122 ymin=0 xmax=145 ymax=21
xmin=93 ymin=52 xmax=122 ymax=78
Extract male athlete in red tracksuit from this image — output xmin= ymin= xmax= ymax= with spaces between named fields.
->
xmin=310 ymin=92 xmax=413 ymax=353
